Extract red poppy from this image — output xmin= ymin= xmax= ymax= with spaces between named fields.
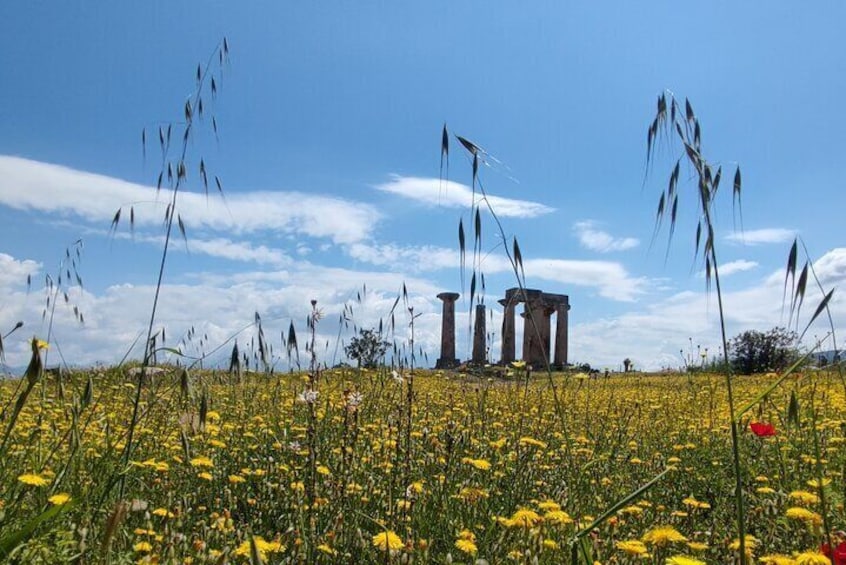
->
xmin=749 ymin=421 xmax=776 ymax=437
xmin=822 ymin=541 xmax=846 ymax=565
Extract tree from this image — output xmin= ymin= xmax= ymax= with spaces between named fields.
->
xmin=729 ymin=327 xmax=799 ymax=375
xmin=345 ymin=328 xmax=390 ymax=369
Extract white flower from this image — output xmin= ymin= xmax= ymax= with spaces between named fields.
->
xmin=297 ymin=390 xmax=319 ymax=404
xmin=346 ymin=391 xmax=364 ymax=409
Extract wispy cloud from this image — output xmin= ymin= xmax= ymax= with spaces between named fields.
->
xmin=346 ymin=241 xmax=648 ymax=301
xmin=375 ymin=175 xmax=554 ymax=218
xmin=725 ymin=228 xmax=796 ymax=246
xmin=698 ymin=259 xmax=758 ymax=278
xmin=121 ymin=233 xmax=294 ymax=267
xmin=0 ymin=156 xmax=380 ymax=244
xmin=573 ymin=220 xmax=639 ymax=253
xmin=347 ymin=243 xmax=457 ymax=272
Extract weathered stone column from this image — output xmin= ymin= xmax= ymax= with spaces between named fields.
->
xmin=520 ymin=290 xmax=545 ymax=368
xmin=472 ymin=304 xmax=487 ymax=364
xmin=553 ymin=296 xmax=570 ymax=368
xmin=498 ymin=297 xmax=516 ymax=364
xmin=435 ymin=292 xmax=460 ymax=369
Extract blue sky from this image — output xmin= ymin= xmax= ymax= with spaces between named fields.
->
xmin=1 ymin=2 xmax=844 ymax=371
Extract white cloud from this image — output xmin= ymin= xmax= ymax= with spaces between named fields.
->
xmin=346 ymin=242 xmax=648 ymax=301
xmin=812 ymin=248 xmax=846 ymax=287
xmin=375 ymin=175 xmax=554 ymax=218
xmin=0 ymin=253 xmax=40 ymax=291
xmin=573 ymin=220 xmax=639 ymax=253
xmin=0 ymin=258 xmax=447 ymax=370
xmin=697 ymin=259 xmax=758 ymax=278
xmin=3 ymin=247 xmax=844 ymax=373
xmin=123 ymin=233 xmax=293 ymax=267
xmin=725 ymin=228 xmax=796 ymax=245
xmin=347 ymin=243 xmax=458 ymax=271
xmin=519 ymin=259 xmax=648 ymax=302
xmin=0 ymin=156 xmax=380 ymax=244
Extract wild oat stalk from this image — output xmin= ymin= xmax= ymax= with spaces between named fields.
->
xmin=441 ymin=128 xmax=564 ymax=403
xmin=112 ymin=39 xmax=230 ymax=499
xmin=304 ymin=299 xmax=322 ymax=563
xmin=645 ymin=92 xmax=751 ymax=564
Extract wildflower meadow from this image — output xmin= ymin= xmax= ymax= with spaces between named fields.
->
xmin=1 ymin=37 xmax=843 ymax=565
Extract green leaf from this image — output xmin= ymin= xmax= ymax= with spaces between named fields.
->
xmin=0 ymin=501 xmax=75 ymax=558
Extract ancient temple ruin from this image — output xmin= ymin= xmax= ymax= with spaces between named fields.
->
xmin=434 ymin=287 xmax=570 ymax=369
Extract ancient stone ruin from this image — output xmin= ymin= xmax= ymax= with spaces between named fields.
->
xmin=435 ymin=287 xmax=570 ymax=369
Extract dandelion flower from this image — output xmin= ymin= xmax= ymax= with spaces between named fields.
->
xmin=790 ymin=490 xmax=821 ymax=505
xmin=461 ymin=457 xmax=491 ymax=471
xmin=507 ymin=508 xmax=542 ymax=528
xmin=519 ymin=436 xmax=548 ymax=449
xmin=642 ymin=525 xmax=687 ymax=546
xmin=317 ymin=544 xmax=337 ymax=556
xmin=544 ymin=510 xmax=573 ymax=525
xmin=760 ymin=556 xmax=799 ymax=565
xmin=682 ymin=496 xmax=711 ymax=510
xmin=234 ymin=536 xmax=285 ymax=560
xmin=372 ymin=530 xmax=404 ymax=552
xmin=786 ymin=507 xmax=823 ymax=525
xmin=616 ymin=540 xmax=648 ymax=556
xmin=48 ymin=493 xmax=71 ymax=505
xmin=17 ymin=473 xmax=49 ymax=487
xmin=455 ymin=534 xmax=478 ymax=555
xmin=189 ymin=456 xmax=214 ymax=468
xmin=134 ymin=541 xmax=153 ymax=553
xmin=795 ymin=551 xmax=831 ymax=565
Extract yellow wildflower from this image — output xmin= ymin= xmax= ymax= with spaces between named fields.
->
xmin=134 ymin=541 xmax=153 ymax=552
xmin=682 ymin=496 xmax=710 ymax=509
xmin=786 ymin=507 xmax=823 ymax=525
xmin=189 ymin=456 xmax=214 ymax=468
xmin=790 ymin=490 xmax=821 ymax=505
xmin=642 ymin=525 xmax=687 ymax=546
xmin=372 ymin=531 xmax=404 ymax=552
xmin=544 ymin=510 xmax=573 ymax=525
xmin=455 ymin=536 xmax=478 ymax=555
xmin=17 ymin=473 xmax=49 ymax=487
xmin=507 ymin=508 xmax=542 ymax=528
xmin=616 ymin=539 xmax=648 ymax=556
xmin=794 ymin=551 xmax=831 ymax=565
xmin=233 ymin=536 xmax=284 ymax=560
xmin=48 ymin=493 xmax=72 ymax=505
xmin=760 ymin=556 xmax=798 ymax=565
xmin=461 ymin=457 xmax=492 ymax=471
xmin=519 ymin=436 xmax=548 ymax=449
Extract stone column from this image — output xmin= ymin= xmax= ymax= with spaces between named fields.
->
xmin=435 ymin=292 xmax=460 ymax=369
xmin=520 ymin=290 xmax=545 ymax=368
xmin=553 ymin=296 xmax=570 ymax=368
xmin=472 ymin=304 xmax=487 ymax=364
xmin=498 ymin=297 xmax=516 ymax=364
